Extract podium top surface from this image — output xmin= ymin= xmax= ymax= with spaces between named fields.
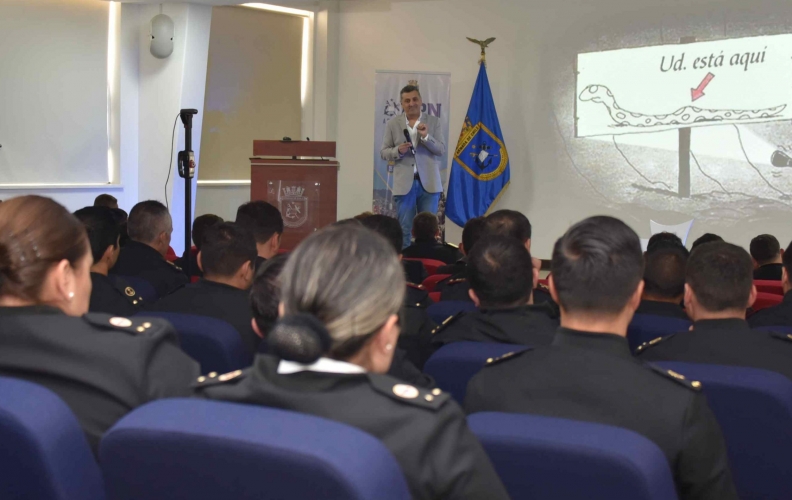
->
xmin=253 ymin=140 xmax=336 ymax=158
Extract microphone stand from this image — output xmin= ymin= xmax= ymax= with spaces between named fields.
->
xmin=177 ymin=108 xmax=198 ymax=277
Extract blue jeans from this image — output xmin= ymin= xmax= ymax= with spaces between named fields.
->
xmin=393 ymin=178 xmax=441 ymax=249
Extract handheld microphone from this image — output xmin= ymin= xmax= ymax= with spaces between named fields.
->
xmin=403 ymin=129 xmax=416 ymax=155
xmin=771 ymin=150 xmax=792 ymax=167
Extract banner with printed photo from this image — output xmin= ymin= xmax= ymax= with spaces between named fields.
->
xmin=372 ymin=71 xmax=451 ymax=229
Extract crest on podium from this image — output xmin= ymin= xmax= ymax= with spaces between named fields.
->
xmin=279 ymin=185 xmax=309 ymax=228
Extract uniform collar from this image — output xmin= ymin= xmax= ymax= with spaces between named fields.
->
xmin=197 ymin=278 xmax=245 ymax=292
xmin=0 ymin=305 xmax=63 ymax=316
xmin=783 ymin=292 xmax=792 ymax=304
xmin=126 ymin=240 xmax=165 ymax=260
xmin=691 ymin=318 xmax=751 ymax=332
xmin=277 ymin=357 xmax=366 ymax=375
xmin=552 ymin=327 xmax=632 ymax=358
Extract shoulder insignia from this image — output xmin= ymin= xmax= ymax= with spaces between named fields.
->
xmin=166 ymin=260 xmax=183 ymax=271
xmin=446 ymin=278 xmax=467 ymax=285
xmin=406 ymin=282 xmax=425 ymax=290
xmin=536 ymin=282 xmax=550 ymax=293
xmin=124 ymin=286 xmax=136 ymax=297
xmin=431 ymin=312 xmax=465 ymax=335
xmin=485 ymin=348 xmax=532 ymax=366
xmin=768 ymin=330 xmax=792 ymax=343
xmin=645 ymin=363 xmax=702 ymax=391
xmin=444 ymin=242 xmax=459 ymax=249
xmin=634 ymin=334 xmax=675 ymax=354
xmin=83 ymin=313 xmax=163 ymax=335
xmin=192 ymin=369 xmax=246 ymax=388
xmin=367 ymin=374 xmax=450 ymax=410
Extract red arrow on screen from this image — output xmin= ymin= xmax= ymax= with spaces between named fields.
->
xmin=691 ymin=72 xmax=715 ymax=102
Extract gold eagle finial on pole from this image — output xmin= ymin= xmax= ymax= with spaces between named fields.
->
xmin=466 ymin=37 xmax=496 ymax=64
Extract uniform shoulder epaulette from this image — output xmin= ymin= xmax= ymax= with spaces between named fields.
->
xmin=446 ymin=278 xmax=467 ymax=285
xmin=634 ymin=334 xmax=675 ymax=354
xmin=406 ymin=282 xmax=425 ymax=290
xmin=83 ymin=313 xmax=165 ymax=335
xmin=192 ymin=369 xmax=246 ymax=388
xmin=444 ymin=242 xmax=459 ymax=249
xmin=768 ymin=330 xmax=792 ymax=343
xmin=484 ymin=348 xmax=532 ymax=367
xmin=430 ymin=311 xmax=466 ymax=335
xmin=536 ymin=282 xmax=550 ymax=293
xmin=367 ymin=373 xmax=450 ymax=410
xmin=166 ymin=260 xmax=183 ymax=271
xmin=645 ymin=363 xmax=702 ymax=391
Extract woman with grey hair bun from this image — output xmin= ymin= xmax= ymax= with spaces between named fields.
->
xmin=196 ymin=224 xmax=508 ymax=500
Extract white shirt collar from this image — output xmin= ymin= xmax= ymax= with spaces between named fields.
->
xmin=277 ymin=357 xmax=366 ymax=375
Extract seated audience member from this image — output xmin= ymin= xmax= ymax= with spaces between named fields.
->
xmin=360 ymin=214 xmax=428 ymax=286
xmin=432 ymin=236 xmax=557 ymax=350
xmin=175 ymin=214 xmax=223 ymax=278
xmin=94 ymin=193 xmax=119 ymax=209
xmin=74 ymin=207 xmax=144 ymax=316
xmin=690 ymin=232 xmax=723 ymax=251
xmin=0 ymin=196 xmax=199 ymax=452
xmin=639 ymin=242 xmax=792 ymax=380
xmin=402 ymin=212 xmax=462 ymax=264
xmin=196 ymin=224 xmax=508 ymax=499
xmin=465 ymin=216 xmax=737 ymax=500
xmin=436 ymin=217 xmax=487 ymax=299
xmin=235 ymin=201 xmax=284 ymax=271
xmin=749 ymin=240 xmax=792 ymax=327
xmin=436 ymin=216 xmax=485 ymax=276
xmin=111 ymin=200 xmax=188 ymax=298
xmin=110 ymin=208 xmax=130 ymax=247
xmin=151 ymin=223 xmax=260 ymax=353
xmin=353 ymin=211 xmax=374 ymax=220
xmin=635 ymin=244 xmax=689 ymax=320
xmin=750 ymin=234 xmax=784 ymax=280
xmin=646 ymin=231 xmax=684 ymax=252
xmin=359 ymin=214 xmax=436 ymax=369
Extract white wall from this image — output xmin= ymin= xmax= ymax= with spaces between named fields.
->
xmin=334 ymin=0 xmax=792 ymax=256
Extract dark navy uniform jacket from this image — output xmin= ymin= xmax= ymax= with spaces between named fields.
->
xmin=402 ymin=239 xmax=463 ymax=265
xmin=89 ymin=273 xmax=144 ymax=317
xmin=466 ymin=328 xmax=738 ymax=500
xmin=111 ymin=241 xmax=188 ymax=298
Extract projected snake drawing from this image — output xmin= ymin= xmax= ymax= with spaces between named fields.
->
xmin=579 ymin=84 xmax=786 ymax=128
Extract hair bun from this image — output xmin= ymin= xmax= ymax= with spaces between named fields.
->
xmin=267 ymin=313 xmax=332 ymax=364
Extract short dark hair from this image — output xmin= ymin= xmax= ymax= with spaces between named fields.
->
xmin=94 ymin=194 xmax=118 ymax=208
xmin=412 ymin=212 xmax=439 ymax=241
xmin=749 ymin=234 xmax=781 ymax=265
xmin=686 ymin=242 xmax=752 ymax=311
xmin=200 ymin=222 xmax=257 ymax=278
xmin=462 ymin=217 xmax=487 ymax=255
xmin=643 ymin=244 xmax=688 ymax=299
xmin=358 ymin=214 xmax=403 ymax=254
xmin=551 ymin=216 xmax=643 ymax=314
xmin=691 ymin=233 xmax=724 ymax=251
xmin=73 ymin=207 xmax=120 ymax=263
xmin=400 ymin=85 xmax=421 ymax=99
xmin=110 ymin=208 xmax=129 ymax=246
xmin=468 ymin=236 xmax=533 ymax=308
xmin=192 ymin=214 xmax=223 ymax=250
xmin=250 ymin=254 xmax=289 ymax=337
xmin=647 ymin=232 xmax=683 ymax=252
xmin=235 ymin=201 xmax=284 ymax=244
xmin=782 ymin=240 xmax=792 ymax=277
xmin=483 ymin=210 xmax=532 ymax=243
xmin=128 ymin=200 xmax=170 ymax=243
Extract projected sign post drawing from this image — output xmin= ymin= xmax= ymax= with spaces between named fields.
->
xmin=575 ymin=34 xmax=792 ymax=200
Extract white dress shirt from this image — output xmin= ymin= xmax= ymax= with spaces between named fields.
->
xmin=277 ymin=357 xmax=366 ymax=375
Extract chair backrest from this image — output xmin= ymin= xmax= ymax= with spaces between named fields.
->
xmin=656 ymin=362 xmax=792 ymax=500
xmin=117 ymin=275 xmax=157 ymax=302
xmin=426 ymin=300 xmax=477 ymax=324
xmin=403 ymin=257 xmax=445 ymax=276
xmin=754 ymin=279 xmax=783 ymax=295
xmin=100 ymin=399 xmax=411 ymax=500
xmin=0 ymin=377 xmax=105 ymax=500
xmin=165 ymin=246 xmax=178 ymax=262
xmin=627 ymin=313 xmax=691 ymax=352
xmin=428 ymin=291 xmax=441 ymax=303
xmin=140 ymin=312 xmax=253 ymax=375
xmin=421 ymin=273 xmax=452 ymax=292
xmin=424 ymin=342 xmax=529 ymax=404
xmin=468 ymin=412 xmax=678 ymax=500
xmin=752 ymin=291 xmax=783 ymax=312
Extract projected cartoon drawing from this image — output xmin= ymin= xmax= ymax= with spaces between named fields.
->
xmin=578 ymin=84 xmax=786 ymax=129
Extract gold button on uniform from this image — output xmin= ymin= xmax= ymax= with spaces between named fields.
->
xmin=432 ymin=388 xmax=441 ymax=396
xmin=208 ymin=372 xmax=218 ymax=378
xmin=109 ymin=317 xmax=133 ymax=328
xmin=425 ymin=395 xmax=434 ymax=402
xmin=197 ymin=376 xmax=206 ymax=383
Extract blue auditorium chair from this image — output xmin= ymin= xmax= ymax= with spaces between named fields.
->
xmin=141 ymin=312 xmax=253 ymax=375
xmin=426 ymin=300 xmax=477 ymax=324
xmin=0 ymin=377 xmax=105 ymax=500
xmin=627 ymin=313 xmax=691 ymax=352
xmin=424 ymin=341 xmax=529 ymax=403
xmin=115 ymin=275 xmax=157 ymax=302
xmin=468 ymin=412 xmax=678 ymax=500
xmin=657 ymin=362 xmax=792 ymax=500
xmin=100 ymin=399 xmax=411 ymax=500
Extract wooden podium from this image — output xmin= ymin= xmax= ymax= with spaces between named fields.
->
xmin=250 ymin=140 xmax=338 ymax=250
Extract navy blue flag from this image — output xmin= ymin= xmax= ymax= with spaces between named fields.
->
xmin=445 ymin=63 xmax=510 ymax=227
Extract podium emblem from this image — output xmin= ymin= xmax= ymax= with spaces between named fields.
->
xmin=279 ymin=186 xmax=309 ymax=228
